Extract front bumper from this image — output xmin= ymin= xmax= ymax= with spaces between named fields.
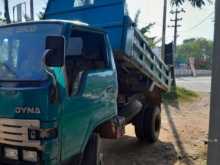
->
xmin=0 ymin=144 xmax=42 ymax=165
xmin=0 ymin=119 xmax=59 ymax=165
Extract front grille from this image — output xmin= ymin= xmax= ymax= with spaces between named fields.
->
xmin=0 ymin=119 xmax=41 ymax=150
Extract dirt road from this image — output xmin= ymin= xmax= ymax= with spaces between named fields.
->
xmin=103 ymin=94 xmax=210 ymax=165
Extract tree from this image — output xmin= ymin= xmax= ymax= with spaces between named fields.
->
xmin=0 ymin=12 xmax=6 ymax=24
xmin=134 ymin=10 xmax=158 ymax=48
xmin=38 ymin=10 xmax=45 ymax=20
xmin=3 ymin=0 xmax=11 ymax=24
xmin=134 ymin=9 xmax=141 ymax=25
xmin=171 ymin=0 xmax=211 ymax=8
xmin=176 ymin=38 xmax=213 ymax=69
xmin=0 ymin=18 xmax=6 ymax=24
xmin=140 ymin=23 xmax=158 ymax=48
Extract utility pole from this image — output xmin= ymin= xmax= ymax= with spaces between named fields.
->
xmin=161 ymin=0 xmax=167 ymax=61
xmin=169 ymin=8 xmax=185 ymax=54
xmin=207 ymin=0 xmax=220 ymax=164
xmin=168 ymin=7 xmax=185 ymax=86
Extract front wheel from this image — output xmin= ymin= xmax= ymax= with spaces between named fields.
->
xmin=134 ymin=106 xmax=161 ymax=143
xmin=81 ymin=134 xmax=103 ymax=165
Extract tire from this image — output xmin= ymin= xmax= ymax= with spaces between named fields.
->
xmin=81 ymin=134 xmax=103 ymax=165
xmin=134 ymin=106 xmax=161 ymax=143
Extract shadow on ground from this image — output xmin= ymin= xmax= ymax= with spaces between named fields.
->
xmin=102 ymin=91 xmax=206 ymax=165
xmin=163 ymin=94 xmax=195 ymax=165
xmin=103 ymin=136 xmax=178 ymax=165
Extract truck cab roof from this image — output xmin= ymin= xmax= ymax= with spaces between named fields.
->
xmin=0 ymin=19 xmax=106 ymax=34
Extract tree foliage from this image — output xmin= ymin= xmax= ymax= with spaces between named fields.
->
xmin=171 ymin=0 xmax=211 ymax=8
xmin=3 ymin=0 xmax=11 ymax=23
xmin=0 ymin=17 xmax=6 ymax=25
xmin=38 ymin=11 xmax=45 ymax=20
xmin=134 ymin=10 xmax=158 ymax=48
xmin=176 ymin=38 xmax=213 ymax=69
xmin=134 ymin=9 xmax=141 ymax=24
xmin=140 ymin=23 xmax=158 ymax=48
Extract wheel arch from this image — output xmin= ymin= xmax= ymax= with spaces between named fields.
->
xmin=80 ymin=113 xmax=116 ymax=153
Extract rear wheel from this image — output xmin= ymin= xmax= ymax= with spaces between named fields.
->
xmin=81 ymin=134 xmax=103 ymax=165
xmin=134 ymin=106 xmax=161 ymax=143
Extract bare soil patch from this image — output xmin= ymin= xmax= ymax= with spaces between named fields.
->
xmin=103 ymin=93 xmax=209 ymax=165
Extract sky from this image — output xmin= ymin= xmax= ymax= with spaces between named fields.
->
xmin=126 ymin=0 xmax=215 ymax=44
xmin=0 ymin=0 xmax=215 ymax=45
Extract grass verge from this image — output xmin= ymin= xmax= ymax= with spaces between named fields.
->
xmin=162 ymin=86 xmax=199 ymax=104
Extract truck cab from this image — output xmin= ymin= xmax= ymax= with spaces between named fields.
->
xmin=0 ymin=20 xmax=118 ymax=165
xmin=0 ymin=0 xmax=172 ymax=165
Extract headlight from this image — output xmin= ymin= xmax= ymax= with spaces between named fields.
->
xmin=4 ymin=147 xmax=18 ymax=160
xmin=22 ymin=150 xmax=38 ymax=162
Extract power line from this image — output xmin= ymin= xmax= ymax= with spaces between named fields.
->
xmin=181 ymin=12 xmax=214 ymax=33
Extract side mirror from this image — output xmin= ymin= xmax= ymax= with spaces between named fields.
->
xmin=44 ymin=36 xmax=65 ymax=67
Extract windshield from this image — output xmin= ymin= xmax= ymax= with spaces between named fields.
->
xmin=0 ymin=23 xmax=63 ymax=81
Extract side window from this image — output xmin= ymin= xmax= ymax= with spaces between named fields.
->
xmin=74 ymin=0 xmax=94 ymax=7
xmin=66 ymin=37 xmax=83 ymax=56
xmin=66 ymin=29 xmax=108 ymax=69
xmin=65 ymin=29 xmax=108 ymax=96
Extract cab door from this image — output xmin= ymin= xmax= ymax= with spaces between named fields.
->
xmin=60 ymin=29 xmax=118 ymax=161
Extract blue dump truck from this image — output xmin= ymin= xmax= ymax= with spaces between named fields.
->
xmin=0 ymin=0 xmax=171 ymax=164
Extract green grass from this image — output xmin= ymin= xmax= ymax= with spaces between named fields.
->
xmin=162 ymin=86 xmax=199 ymax=104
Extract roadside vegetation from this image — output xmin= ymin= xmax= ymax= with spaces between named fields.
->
xmin=176 ymin=38 xmax=213 ymax=70
xmin=162 ymin=86 xmax=199 ymax=104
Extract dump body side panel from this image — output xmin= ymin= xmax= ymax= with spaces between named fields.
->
xmin=45 ymin=0 xmax=125 ymax=50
